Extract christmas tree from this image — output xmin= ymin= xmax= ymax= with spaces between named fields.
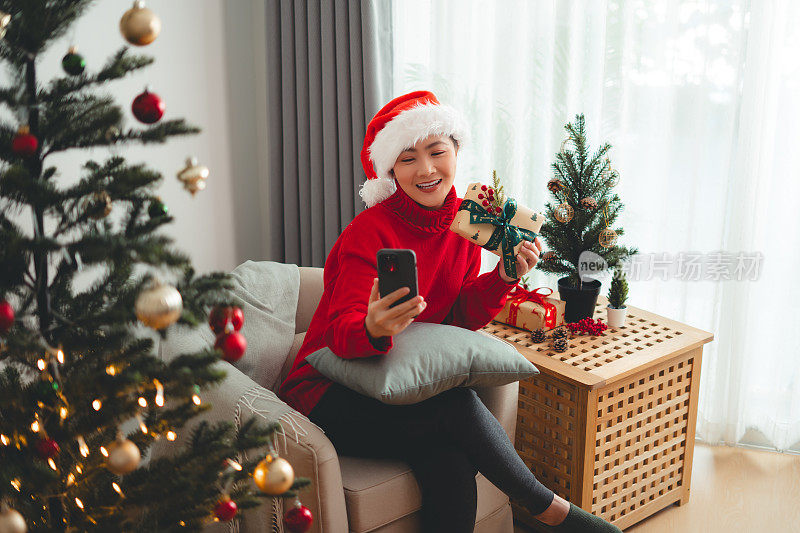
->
xmin=537 ymin=114 xmax=638 ymax=288
xmin=607 ymin=267 xmax=629 ymax=309
xmin=0 ymin=2 xmax=310 ymax=531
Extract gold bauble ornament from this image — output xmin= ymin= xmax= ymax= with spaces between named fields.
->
xmin=0 ymin=11 xmax=11 ymax=41
xmin=554 ymin=202 xmax=574 ymax=223
xmin=119 ymin=0 xmax=161 ymax=46
xmin=599 ymin=228 xmax=618 ymax=248
xmin=135 ymin=280 xmax=183 ymax=329
xmin=547 ymin=178 xmax=564 ymax=194
xmin=84 ymin=191 xmax=113 ymax=220
xmin=0 ymin=503 xmax=26 ymax=533
xmin=177 ymin=157 xmax=209 ymax=196
xmin=106 ymin=436 xmax=141 ymax=475
xmin=253 ymin=454 xmax=295 ymax=495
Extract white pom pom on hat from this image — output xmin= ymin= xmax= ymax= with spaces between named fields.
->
xmin=359 ymin=90 xmax=470 ymax=208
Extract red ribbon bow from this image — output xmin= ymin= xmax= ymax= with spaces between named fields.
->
xmin=506 ymin=286 xmax=557 ymax=329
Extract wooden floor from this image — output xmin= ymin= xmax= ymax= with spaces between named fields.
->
xmin=513 ymin=443 xmax=800 ymax=533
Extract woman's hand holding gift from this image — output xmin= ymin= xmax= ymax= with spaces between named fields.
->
xmin=498 ymin=237 xmax=542 ymax=283
xmin=365 ymin=278 xmax=426 ymax=340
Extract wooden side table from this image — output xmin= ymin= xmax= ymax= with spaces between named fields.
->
xmin=481 ymin=296 xmax=714 ymax=531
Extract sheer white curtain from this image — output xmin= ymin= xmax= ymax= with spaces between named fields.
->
xmin=384 ymin=0 xmax=800 ymax=453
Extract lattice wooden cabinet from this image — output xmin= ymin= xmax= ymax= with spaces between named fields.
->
xmin=481 ymin=296 xmax=714 ymax=531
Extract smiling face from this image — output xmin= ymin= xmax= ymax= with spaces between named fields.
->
xmin=389 ymin=134 xmax=458 ymax=210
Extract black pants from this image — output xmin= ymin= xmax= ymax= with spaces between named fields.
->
xmin=308 ymin=382 xmax=555 ymax=533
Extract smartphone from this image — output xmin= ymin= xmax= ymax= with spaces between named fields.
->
xmin=377 ymin=249 xmax=418 ymax=309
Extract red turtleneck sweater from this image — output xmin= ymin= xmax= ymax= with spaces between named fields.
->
xmin=277 ymin=184 xmax=519 ymax=417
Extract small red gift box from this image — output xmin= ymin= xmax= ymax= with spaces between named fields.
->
xmin=494 ymin=286 xmax=565 ymax=332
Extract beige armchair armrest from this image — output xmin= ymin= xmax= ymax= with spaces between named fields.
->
xmin=474 ymin=381 xmax=520 ymax=443
xmin=153 ymin=322 xmax=348 ymax=533
xmin=202 ymin=363 xmax=348 ymax=533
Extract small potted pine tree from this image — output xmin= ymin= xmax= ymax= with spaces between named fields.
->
xmin=538 ymin=114 xmax=637 ymax=322
xmin=606 ymin=268 xmax=629 ymax=327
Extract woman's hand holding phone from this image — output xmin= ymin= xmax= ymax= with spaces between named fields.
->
xmin=365 ymin=278 xmax=426 ymax=339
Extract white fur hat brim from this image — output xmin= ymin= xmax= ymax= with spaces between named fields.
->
xmin=361 ymin=102 xmax=470 ymax=208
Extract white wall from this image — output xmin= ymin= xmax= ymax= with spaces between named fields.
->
xmin=3 ymin=0 xmax=268 ymax=275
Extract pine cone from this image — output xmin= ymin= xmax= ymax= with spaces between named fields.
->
xmin=579 ymin=197 xmax=597 ymax=210
xmin=547 ymin=178 xmax=564 ymax=193
xmin=551 ymin=325 xmax=569 ymax=339
xmin=552 ymin=337 xmax=569 ymax=352
xmin=541 ymin=251 xmax=556 ymax=261
xmin=530 ymin=329 xmax=547 ymax=343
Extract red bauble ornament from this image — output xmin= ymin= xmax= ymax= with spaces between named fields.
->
xmin=12 ymin=126 xmax=38 ymax=157
xmin=215 ymin=331 xmax=247 ymax=363
xmin=209 ymin=306 xmax=244 ymax=335
xmin=284 ymin=502 xmax=314 ymax=533
xmin=132 ymin=87 xmax=165 ymax=124
xmin=0 ymin=301 xmax=14 ymax=334
xmin=36 ymin=438 xmax=60 ymax=459
xmin=214 ymin=498 xmax=238 ymax=522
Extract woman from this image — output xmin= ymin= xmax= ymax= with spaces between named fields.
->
xmin=277 ymin=91 xmax=620 ymax=533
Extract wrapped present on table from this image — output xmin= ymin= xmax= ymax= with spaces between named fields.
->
xmin=450 ymin=182 xmax=545 ymax=279
xmin=494 ymin=286 xmax=566 ymax=332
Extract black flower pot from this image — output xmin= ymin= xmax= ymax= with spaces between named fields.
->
xmin=557 ymin=276 xmax=602 ymax=323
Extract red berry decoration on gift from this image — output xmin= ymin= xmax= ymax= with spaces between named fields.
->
xmin=12 ymin=125 xmax=38 ymax=157
xmin=132 ymin=86 xmax=165 ymax=124
xmin=481 ymin=185 xmax=487 ymax=191
xmin=215 ymin=331 xmax=247 ymax=363
xmin=36 ymin=438 xmax=60 ymax=459
xmin=284 ymin=500 xmax=314 ymax=533
xmin=214 ymin=497 xmax=238 ymax=522
xmin=0 ymin=300 xmax=14 ymax=334
xmin=209 ymin=305 xmax=244 ymax=335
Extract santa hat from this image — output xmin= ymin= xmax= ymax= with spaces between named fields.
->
xmin=359 ymin=90 xmax=470 ymax=208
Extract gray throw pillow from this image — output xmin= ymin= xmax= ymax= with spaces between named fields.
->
xmin=305 ymin=322 xmax=539 ymax=405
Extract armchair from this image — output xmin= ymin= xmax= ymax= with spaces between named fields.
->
xmin=156 ymin=261 xmax=519 ymax=532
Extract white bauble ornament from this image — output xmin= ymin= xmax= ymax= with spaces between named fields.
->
xmin=135 ymin=281 xmax=183 ymax=330
xmin=0 ymin=504 xmax=27 ymax=533
xmin=106 ymin=437 xmax=141 ymax=475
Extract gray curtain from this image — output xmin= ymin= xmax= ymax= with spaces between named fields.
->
xmin=264 ymin=0 xmax=393 ymax=267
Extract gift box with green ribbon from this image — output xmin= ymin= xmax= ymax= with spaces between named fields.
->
xmin=450 ymin=182 xmax=545 ymax=279
xmin=494 ymin=286 xmax=566 ymax=332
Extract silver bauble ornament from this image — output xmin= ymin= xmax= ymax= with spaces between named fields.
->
xmin=135 ymin=280 xmax=183 ymax=330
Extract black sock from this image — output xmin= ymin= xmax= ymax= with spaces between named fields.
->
xmin=538 ymin=502 xmax=622 ymax=533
